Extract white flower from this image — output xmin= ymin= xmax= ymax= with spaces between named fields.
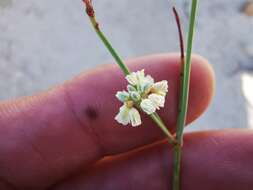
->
xmin=140 ymin=75 xmax=154 ymax=92
xmin=148 ymin=94 xmax=165 ymax=110
xmin=128 ymin=107 xmax=142 ymax=127
xmin=126 ymin=69 xmax=145 ymax=86
xmin=151 ymin=80 xmax=168 ymax=97
xmin=144 ymin=75 xmax=155 ymax=84
xmin=115 ymin=104 xmax=141 ymax=127
xmin=140 ymin=99 xmax=156 ymax=114
xmin=126 ymin=69 xmax=154 ymax=85
xmin=115 ymin=104 xmax=130 ymax=125
xmin=140 ymin=94 xmax=165 ymax=115
xmin=129 ymin=91 xmax=141 ymax=102
xmin=115 ymin=70 xmax=169 ymax=126
xmin=116 ymin=91 xmax=130 ymax=102
xmin=127 ymin=85 xmax=136 ymax=92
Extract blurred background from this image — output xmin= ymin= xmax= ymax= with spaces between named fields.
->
xmin=0 ymin=0 xmax=252 ymax=130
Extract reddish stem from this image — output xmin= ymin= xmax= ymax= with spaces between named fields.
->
xmin=83 ymin=0 xmax=95 ymax=17
xmin=173 ymin=7 xmax=185 ymax=61
xmin=172 ymin=7 xmax=185 ymax=123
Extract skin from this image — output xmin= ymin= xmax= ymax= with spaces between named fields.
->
xmin=0 ymin=53 xmax=252 ymax=190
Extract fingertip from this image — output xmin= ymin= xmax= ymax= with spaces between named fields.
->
xmin=187 ymin=54 xmax=215 ymax=124
xmin=191 ymin=54 xmax=216 ymax=98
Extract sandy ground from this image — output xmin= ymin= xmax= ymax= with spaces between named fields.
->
xmin=0 ymin=0 xmax=252 ymax=130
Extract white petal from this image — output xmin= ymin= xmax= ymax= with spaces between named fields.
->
xmin=140 ymin=82 xmax=152 ymax=93
xmin=126 ymin=72 xmax=138 ymax=85
xmin=136 ymin=69 xmax=145 ymax=81
xmin=148 ymin=94 xmax=165 ymax=109
xmin=153 ymin=80 xmax=168 ymax=96
xmin=130 ymin=91 xmax=141 ymax=102
xmin=145 ymin=75 xmax=155 ymax=84
xmin=116 ymin=91 xmax=130 ymax=102
xmin=115 ymin=105 xmax=130 ymax=125
xmin=126 ymin=70 xmax=147 ymax=86
xmin=140 ymin=99 xmax=156 ymax=115
xmin=127 ymin=85 xmax=136 ymax=92
xmin=128 ymin=108 xmax=142 ymax=127
xmin=140 ymin=75 xmax=154 ymax=92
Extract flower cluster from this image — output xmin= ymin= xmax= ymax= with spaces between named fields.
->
xmin=115 ymin=70 xmax=168 ymax=127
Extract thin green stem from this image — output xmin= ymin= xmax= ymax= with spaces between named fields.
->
xmin=88 ymin=17 xmax=130 ymax=75
xmin=83 ymin=0 xmax=176 ymax=145
xmin=150 ymin=113 xmax=177 ymax=145
xmin=173 ymin=1 xmax=198 ymax=190
xmin=176 ymin=0 xmax=198 ymax=143
xmin=172 ymin=145 xmax=182 ymax=190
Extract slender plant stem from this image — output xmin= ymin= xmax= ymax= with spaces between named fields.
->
xmin=176 ymin=0 xmax=198 ymax=143
xmin=88 ymin=16 xmax=130 ymax=75
xmin=151 ymin=113 xmax=177 ymax=145
xmin=82 ymin=0 xmax=177 ymax=145
xmin=172 ymin=7 xmax=185 ymax=190
xmin=173 ymin=1 xmax=198 ymax=190
xmin=173 ymin=7 xmax=185 ymax=107
xmin=172 ymin=144 xmax=182 ymax=190
xmin=172 ymin=7 xmax=185 ymax=136
xmin=173 ymin=7 xmax=185 ymax=66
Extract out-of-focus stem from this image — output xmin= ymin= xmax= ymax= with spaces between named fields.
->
xmin=172 ymin=1 xmax=198 ymax=190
